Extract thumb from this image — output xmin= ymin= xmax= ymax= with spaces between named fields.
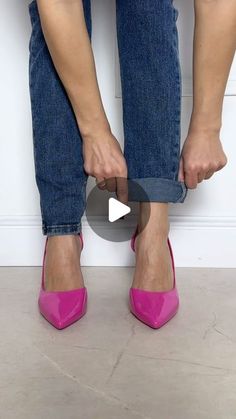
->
xmin=178 ymin=156 xmax=185 ymax=182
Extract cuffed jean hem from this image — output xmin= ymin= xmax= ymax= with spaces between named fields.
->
xmin=127 ymin=177 xmax=188 ymax=203
xmin=42 ymin=222 xmax=82 ymax=237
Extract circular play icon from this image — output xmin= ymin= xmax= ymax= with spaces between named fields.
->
xmin=85 ymin=177 xmax=151 ymax=242
xmin=108 ymin=197 xmax=131 ymax=222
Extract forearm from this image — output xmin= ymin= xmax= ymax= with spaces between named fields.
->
xmin=36 ymin=0 xmax=110 ymax=137
xmin=190 ymin=0 xmax=236 ymax=132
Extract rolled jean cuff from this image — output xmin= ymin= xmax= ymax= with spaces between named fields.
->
xmin=42 ymin=221 xmax=82 ymax=237
xmin=127 ymin=177 xmax=188 ymax=203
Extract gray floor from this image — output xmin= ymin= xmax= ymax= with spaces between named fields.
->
xmin=0 ymin=266 xmax=236 ymax=419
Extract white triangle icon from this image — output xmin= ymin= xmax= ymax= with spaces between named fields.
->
xmin=108 ymin=198 xmax=131 ymax=222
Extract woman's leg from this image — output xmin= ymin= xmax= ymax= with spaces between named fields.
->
xmin=28 ymin=0 xmax=92 ymax=291
xmin=116 ymin=0 xmax=187 ymax=290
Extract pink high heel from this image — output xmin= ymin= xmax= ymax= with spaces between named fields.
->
xmin=38 ymin=233 xmax=87 ymax=330
xmin=129 ymin=226 xmax=179 ymax=329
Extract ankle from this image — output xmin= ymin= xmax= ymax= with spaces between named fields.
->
xmin=47 ymin=234 xmax=77 ymax=243
xmin=47 ymin=234 xmax=82 ymax=252
xmin=137 ymin=221 xmax=170 ymax=239
xmin=138 ymin=203 xmax=170 ymax=235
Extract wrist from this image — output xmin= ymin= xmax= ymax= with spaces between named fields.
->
xmin=189 ymin=111 xmax=222 ymax=135
xmin=78 ymin=117 xmax=111 ymax=141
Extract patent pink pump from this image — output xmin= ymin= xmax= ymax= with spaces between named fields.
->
xmin=129 ymin=226 xmax=179 ymax=329
xmin=38 ymin=233 xmax=87 ymax=330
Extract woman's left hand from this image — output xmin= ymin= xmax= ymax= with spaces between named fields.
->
xmin=178 ymin=128 xmax=228 ymax=189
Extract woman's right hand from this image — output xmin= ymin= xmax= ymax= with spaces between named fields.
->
xmin=82 ymin=128 xmax=128 ymax=204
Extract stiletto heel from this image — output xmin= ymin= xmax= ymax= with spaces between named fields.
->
xmin=38 ymin=233 xmax=87 ymax=330
xmin=129 ymin=226 xmax=179 ymax=329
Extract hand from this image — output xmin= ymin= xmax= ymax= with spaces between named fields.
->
xmin=82 ymin=128 xmax=128 ymax=204
xmin=178 ymin=128 xmax=228 ymax=189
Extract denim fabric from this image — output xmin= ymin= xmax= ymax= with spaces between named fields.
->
xmin=28 ymin=0 xmax=188 ymax=236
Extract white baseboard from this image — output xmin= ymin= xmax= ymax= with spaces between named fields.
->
xmin=0 ymin=215 xmax=236 ymax=267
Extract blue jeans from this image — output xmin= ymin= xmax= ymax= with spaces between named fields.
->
xmin=28 ymin=0 xmax=188 ymax=237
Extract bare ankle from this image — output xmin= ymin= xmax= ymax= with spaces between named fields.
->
xmin=138 ymin=219 xmax=170 ymax=238
xmin=138 ymin=202 xmax=170 ymax=235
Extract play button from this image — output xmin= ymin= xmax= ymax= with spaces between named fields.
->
xmin=108 ymin=198 xmax=131 ymax=222
xmin=85 ymin=177 xmax=151 ymax=242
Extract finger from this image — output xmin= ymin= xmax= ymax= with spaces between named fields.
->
xmin=204 ymin=170 xmax=214 ymax=180
xmin=106 ymin=177 xmax=116 ymax=192
xmin=116 ymin=176 xmax=129 ymax=205
xmin=96 ymin=177 xmax=107 ymax=190
xmin=197 ymin=172 xmax=205 ymax=183
xmin=178 ymin=156 xmax=185 ymax=182
xmin=185 ymin=171 xmax=198 ymax=189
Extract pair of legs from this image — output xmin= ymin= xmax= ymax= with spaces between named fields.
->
xmin=28 ymin=0 xmax=188 ymax=292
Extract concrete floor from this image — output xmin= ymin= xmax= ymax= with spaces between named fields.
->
xmin=0 ymin=266 xmax=236 ymax=419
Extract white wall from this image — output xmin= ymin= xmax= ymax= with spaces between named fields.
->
xmin=0 ymin=0 xmax=235 ymax=267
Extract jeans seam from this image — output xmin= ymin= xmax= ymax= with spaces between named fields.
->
xmin=171 ymin=4 xmax=182 ymax=181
